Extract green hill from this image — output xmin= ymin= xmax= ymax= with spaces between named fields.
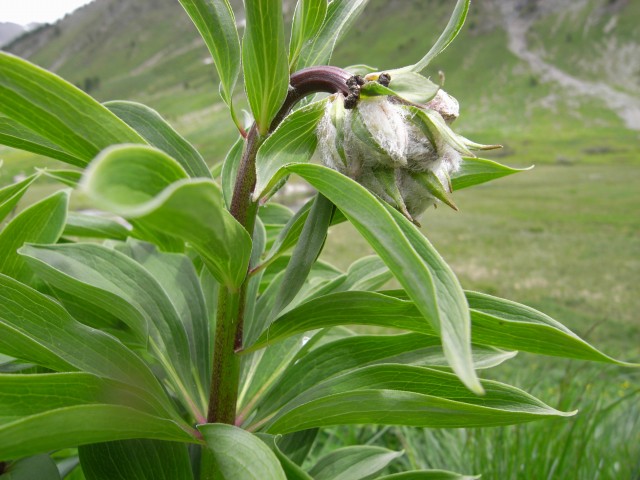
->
xmin=3 ymin=0 xmax=640 ymax=167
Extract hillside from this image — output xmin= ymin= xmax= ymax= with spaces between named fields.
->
xmin=3 ymin=0 xmax=640 ymax=166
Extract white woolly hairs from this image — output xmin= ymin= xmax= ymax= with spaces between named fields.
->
xmin=357 ymin=97 xmax=409 ymax=166
xmin=316 ymin=90 xmax=464 ymax=219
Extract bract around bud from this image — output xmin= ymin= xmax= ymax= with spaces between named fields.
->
xmin=316 ymin=75 xmax=495 ymax=223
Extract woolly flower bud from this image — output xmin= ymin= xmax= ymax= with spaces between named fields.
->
xmin=317 ymin=86 xmax=465 ymax=223
xmin=425 ymin=89 xmax=460 ymax=124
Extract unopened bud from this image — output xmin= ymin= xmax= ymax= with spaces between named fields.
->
xmin=425 ymin=89 xmax=459 ymax=124
xmin=317 ymin=82 xmax=473 ymax=221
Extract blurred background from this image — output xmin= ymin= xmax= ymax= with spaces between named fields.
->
xmin=1 ymin=0 xmax=639 ymax=477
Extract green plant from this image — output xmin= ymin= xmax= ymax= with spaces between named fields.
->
xmin=0 ymin=0 xmax=636 ymax=478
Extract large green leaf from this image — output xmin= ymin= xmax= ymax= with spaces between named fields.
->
xmin=0 ymin=190 xmax=68 ymax=284
xmin=178 ymin=0 xmax=241 ymax=124
xmin=295 ymin=0 xmax=370 ymax=70
xmin=238 ymin=333 xmax=317 ymax=425
xmin=105 ymin=101 xmax=210 ymax=178
xmin=451 ymin=157 xmax=529 ymax=191
xmin=271 ymin=164 xmax=482 ymax=393
xmin=253 ymin=99 xmax=327 ymax=200
xmin=39 ymin=169 xmax=82 ymax=188
xmin=243 ymin=291 xmax=450 ymax=350
xmin=20 ymin=243 xmax=203 ymax=415
xmin=82 ymin=144 xmax=252 ymax=288
xmin=0 ymin=52 xmax=145 ymax=165
xmin=118 ymin=240 xmax=211 ymax=397
xmin=243 ymin=0 xmax=289 ymax=135
xmin=256 ymin=434 xmax=313 ymax=480
xmin=466 ymin=291 xmax=639 ymax=366
xmin=255 ymin=334 xmax=515 ymax=419
xmin=266 ymin=365 xmax=574 ymax=434
xmin=0 ymin=116 xmax=84 ymax=166
xmin=257 ymin=200 xmax=313 ymax=274
xmin=334 ymin=255 xmax=392 ymax=293
xmin=277 ymin=429 xmax=318 ymax=466
xmin=79 ymin=439 xmax=194 ymax=480
xmin=63 ymin=212 xmax=130 ymax=240
xmin=308 ymin=446 xmax=403 ymax=480
xmin=0 ymin=274 xmax=170 ymax=410
xmin=247 ymin=289 xmax=634 ymax=366
xmin=0 ymin=455 xmax=61 ymax=480
xmin=198 ymin=424 xmax=286 ymax=479
xmin=289 ymin=0 xmax=327 ymax=69
xmin=379 ymin=471 xmax=479 ymax=480
xmin=393 ymin=0 xmax=470 ymax=74
xmin=0 ymin=173 xmax=38 ymax=223
xmin=0 ymin=373 xmax=169 ymax=420
xmin=0 ymin=405 xmax=196 ymax=462
xmin=270 ymin=194 xmax=334 ymax=316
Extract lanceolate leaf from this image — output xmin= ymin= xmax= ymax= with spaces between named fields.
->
xmin=451 ymin=157 xmax=529 ymax=191
xmin=178 ymin=0 xmax=241 ymax=121
xmin=39 ymin=169 xmax=82 ymax=188
xmin=0 ymin=173 xmax=38 ymax=223
xmin=259 ymin=203 xmax=294 ymax=226
xmin=289 ymin=0 xmax=327 ymax=69
xmin=63 ymin=212 xmax=130 ymax=240
xmin=0 ymin=275 xmax=170 ymax=411
xmin=0 ymin=116 xmax=84 ymax=166
xmin=105 ymin=101 xmax=210 ymax=179
xmin=0 ymin=373 xmax=169 ymax=419
xmin=0 ymin=405 xmax=196 ymax=462
xmin=20 ymin=243 xmax=202 ymax=413
xmin=379 ymin=471 xmax=479 ymax=480
xmin=335 ymin=255 xmax=392 ymax=292
xmin=255 ymin=334 xmax=515 ymax=419
xmin=82 ymin=144 xmax=252 ymax=288
xmin=409 ymin=107 xmax=473 ymax=156
xmin=244 ymin=292 xmax=440 ymax=350
xmin=0 ymin=53 xmax=145 ymax=165
xmin=0 ymin=190 xmax=68 ymax=284
xmin=198 ymin=424 xmax=286 ymax=480
xmin=270 ymin=194 xmax=334 ymax=316
xmin=266 ymin=365 xmax=573 ymax=434
xmin=308 ymin=446 xmax=403 ymax=480
xmin=79 ymin=439 xmax=194 ymax=480
xmin=393 ymin=0 xmax=470 ymax=74
xmin=295 ymin=0 xmax=370 ymax=70
xmin=259 ymin=199 xmax=313 ymax=271
xmin=466 ymin=291 xmax=639 ymax=366
xmin=248 ymin=289 xmax=635 ymax=366
xmin=119 ymin=240 xmax=211 ymax=396
xmin=282 ymin=164 xmax=482 ymax=394
xmin=382 ymin=202 xmax=482 ymax=392
xmin=254 ymin=99 xmax=327 ymax=200
xmin=256 ymin=434 xmax=313 ymax=480
xmin=243 ymin=0 xmax=289 ymax=135
xmin=276 ymin=429 xmax=319 ymax=466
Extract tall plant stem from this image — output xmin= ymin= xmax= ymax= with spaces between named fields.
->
xmin=207 ymin=66 xmax=352 ymax=425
